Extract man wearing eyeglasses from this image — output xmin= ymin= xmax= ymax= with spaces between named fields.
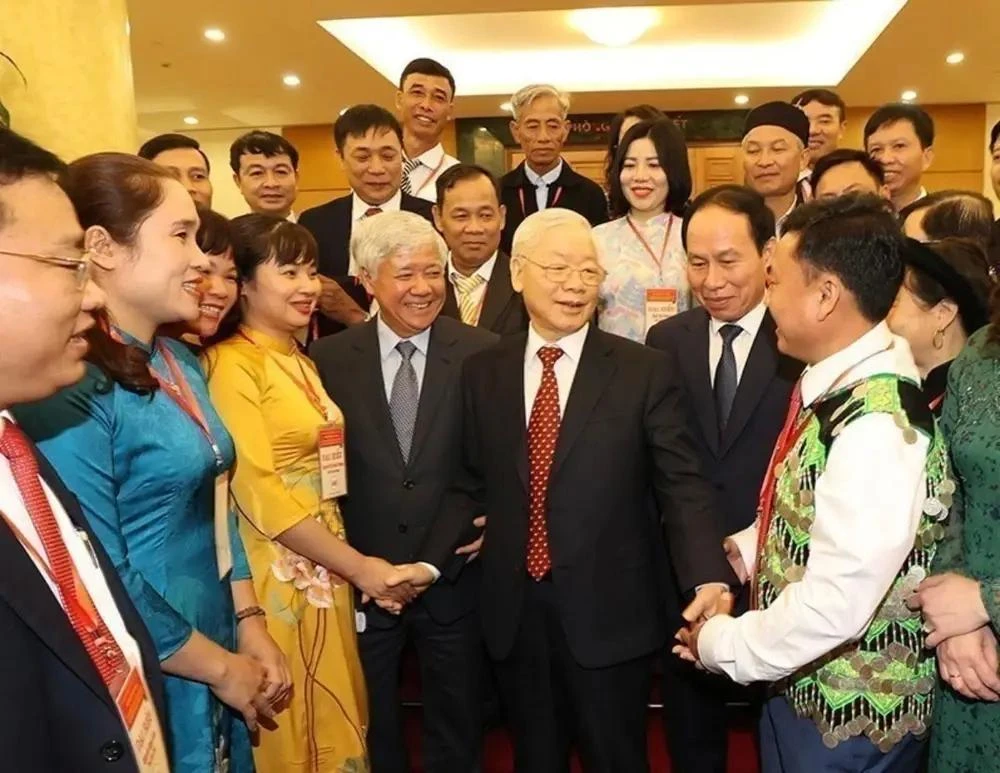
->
xmin=418 ymin=207 xmax=736 ymax=772
xmin=0 ymin=128 xmax=168 ymax=772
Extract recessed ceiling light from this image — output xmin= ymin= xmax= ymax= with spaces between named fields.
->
xmin=901 ymin=90 xmax=917 ymax=102
xmin=499 ymin=101 xmax=513 ymax=112
xmin=282 ymin=74 xmax=301 ymax=87
xmin=945 ymin=51 xmax=965 ymax=65
xmin=568 ymin=8 xmax=660 ymax=47
xmin=203 ymin=28 xmax=225 ymax=43
xmin=183 ymin=116 xmax=199 ymax=126
xmin=734 ymin=94 xmax=750 ymax=106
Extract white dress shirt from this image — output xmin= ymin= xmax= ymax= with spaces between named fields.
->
xmin=775 ymin=197 xmax=799 ymax=237
xmin=708 ymin=301 xmax=768 ymax=386
xmin=524 ymin=160 xmax=564 ymax=213
xmin=448 ymin=252 xmax=497 ymax=316
xmin=405 ymin=143 xmax=460 ymax=203
xmin=698 ymin=323 xmax=929 ymax=685
xmin=0 ymin=412 xmax=146 ymax=676
xmin=376 ymin=316 xmax=431 ymax=401
xmin=523 ymin=322 xmax=589 ymax=422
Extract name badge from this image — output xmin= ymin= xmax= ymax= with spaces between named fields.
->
xmin=214 ymin=474 xmax=233 ymax=580
xmin=644 ymin=288 xmax=678 ymax=333
xmin=318 ymin=424 xmax=348 ymax=501
xmin=115 ymin=667 xmax=170 ymax=773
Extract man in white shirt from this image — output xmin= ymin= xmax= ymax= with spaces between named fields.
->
xmin=741 ymin=102 xmax=811 ymax=236
xmin=676 ymin=194 xmax=946 ymax=772
xmin=864 ymin=103 xmax=935 ymax=213
xmin=791 ymin=89 xmax=847 ymax=173
xmin=396 ymin=57 xmax=460 ymax=202
xmin=646 ymin=185 xmax=801 ymax=773
xmin=0 ymin=127 xmax=169 ymax=771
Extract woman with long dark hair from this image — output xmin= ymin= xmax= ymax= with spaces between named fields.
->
xmin=603 ymin=104 xmax=665 ymax=195
xmin=13 ymin=154 xmax=289 ymax=772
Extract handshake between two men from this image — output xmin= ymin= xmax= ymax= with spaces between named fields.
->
xmin=353 ymin=516 xmax=488 ymax=614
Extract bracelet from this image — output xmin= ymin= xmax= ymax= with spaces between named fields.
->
xmin=235 ymin=605 xmax=266 ymax=623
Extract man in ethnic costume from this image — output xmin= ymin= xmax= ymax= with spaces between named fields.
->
xmin=676 ymin=194 xmax=953 ymax=772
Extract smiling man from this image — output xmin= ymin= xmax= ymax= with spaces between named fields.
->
xmin=229 ymin=130 xmax=300 ymax=220
xmin=138 ymin=133 xmax=214 ymax=208
xmin=864 ymin=103 xmax=935 ymax=213
xmin=396 ymin=58 xmax=460 ymax=202
xmin=791 ymin=89 xmax=847 ymax=170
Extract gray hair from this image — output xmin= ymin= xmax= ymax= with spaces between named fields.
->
xmin=350 ymin=210 xmax=447 ymax=275
xmin=510 ymin=84 xmax=571 ymax=122
xmin=511 ymin=208 xmax=592 ymax=258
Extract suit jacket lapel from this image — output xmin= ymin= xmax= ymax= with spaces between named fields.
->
xmin=721 ymin=312 xmax=779 ymax=454
xmin=441 ymin=280 xmax=460 ymax=321
xmin=494 ymin=338 xmax=529 ymax=492
xmin=408 ymin=321 xmax=455 ymax=467
xmin=678 ymin=310 xmax=720 ymax=456
xmin=354 ymin=321 xmax=405 ymax=469
xmin=334 ymin=197 xmax=354 ymax=276
xmin=550 ymin=327 xmax=616 ymax=477
xmin=478 ymin=253 xmax=514 ymax=331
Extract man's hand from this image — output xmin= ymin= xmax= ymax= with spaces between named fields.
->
xmin=682 ymin=584 xmax=734 ymax=625
xmin=672 ymin=619 xmax=706 ymax=668
xmin=455 ymin=516 xmax=487 ymax=563
xmin=723 ymin=537 xmax=749 ymax=585
xmin=317 ymin=275 xmax=368 ymax=325
xmin=352 ymin=556 xmax=418 ymax=614
xmin=937 ymin=626 xmax=1000 ymax=702
xmin=908 ymin=572 xmax=989 ymax=646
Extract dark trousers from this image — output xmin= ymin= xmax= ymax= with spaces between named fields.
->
xmin=494 ymin=578 xmax=653 ymax=773
xmin=358 ymin=603 xmax=483 ymax=773
xmin=760 ymin=696 xmax=926 ymax=773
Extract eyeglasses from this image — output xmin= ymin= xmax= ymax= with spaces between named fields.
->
xmin=0 ymin=249 xmax=93 ymax=289
xmin=518 ymin=256 xmax=606 ymax=287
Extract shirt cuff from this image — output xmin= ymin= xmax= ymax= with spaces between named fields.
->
xmin=729 ymin=523 xmax=759 ymax=579
xmin=697 ymin=614 xmax=734 ymax=677
xmin=417 ymin=562 xmax=441 ymax=583
xmin=695 ymin=582 xmax=732 ymax=593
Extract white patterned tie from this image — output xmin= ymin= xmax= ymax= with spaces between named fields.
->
xmin=452 ymin=273 xmax=486 ymax=326
xmin=400 ymin=157 xmax=421 ymax=195
xmin=389 ymin=340 xmax=419 ymax=461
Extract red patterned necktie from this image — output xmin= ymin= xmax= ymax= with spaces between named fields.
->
xmin=364 ymin=206 xmax=383 ymax=218
xmin=0 ymin=419 xmax=128 ymax=691
xmin=526 ymin=346 xmax=564 ymax=580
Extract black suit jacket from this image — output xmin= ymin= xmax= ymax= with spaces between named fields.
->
xmin=309 ymin=316 xmax=499 ymax=629
xmin=646 ymin=309 xmax=801 ymax=540
xmin=439 ymin=252 xmax=529 ymax=337
xmin=299 ymin=193 xmax=435 ymax=337
xmin=499 ymin=161 xmax=609 ymax=255
xmin=427 ymin=326 xmax=734 ymax=669
xmin=0 ymin=442 xmax=167 ymax=773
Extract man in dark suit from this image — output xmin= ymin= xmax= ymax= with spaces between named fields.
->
xmin=414 ymin=207 xmax=735 ymax=772
xmin=433 ymin=163 xmax=528 ymax=336
xmin=646 ymin=185 xmax=801 ymax=773
xmin=310 ymin=211 xmax=496 ymax=773
xmin=499 ymin=84 xmax=608 ymax=255
xmin=299 ymin=105 xmax=435 ymax=337
xmin=0 ymin=128 xmax=168 ymax=771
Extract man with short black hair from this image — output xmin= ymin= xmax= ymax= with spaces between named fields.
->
xmin=791 ymin=89 xmax=847 ymax=169
xmin=864 ymin=103 xmax=935 ymax=212
xmin=677 ymin=194 xmax=948 ymax=772
xmin=396 ymin=58 xmax=460 ymax=202
xmin=434 ymin=163 xmax=528 ymax=336
xmin=229 ymin=129 xmax=300 ymax=219
xmin=138 ymin=133 xmax=213 ymax=207
xmin=0 ymin=128 xmax=168 ymax=772
xmin=299 ymin=105 xmax=435 ymax=337
xmin=810 ymin=149 xmax=889 ymax=200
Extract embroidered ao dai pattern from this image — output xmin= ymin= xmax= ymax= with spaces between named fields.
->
xmin=14 ymin=336 xmax=254 ymax=773
xmin=205 ymin=327 xmax=368 ymax=773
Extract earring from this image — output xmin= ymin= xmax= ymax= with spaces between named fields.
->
xmin=932 ymin=329 xmax=945 ymax=350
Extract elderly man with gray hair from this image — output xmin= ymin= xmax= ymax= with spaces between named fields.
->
xmin=499 ymin=83 xmax=608 ymax=254
xmin=422 ymin=207 xmax=735 ymax=772
xmin=309 ymin=209 xmax=497 ymax=773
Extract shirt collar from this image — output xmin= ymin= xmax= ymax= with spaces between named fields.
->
xmin=285 ymin=210 xmax=298 ymax=223
xmin=525 ymin=321 xmax=589 ymax=365
xmin=709 ymin=299 xmax=767 ymax=340
xmin=524 ymin=160 xmax=563 ymax=188
xmin=376 ymin=316 xmax=431 ymax=361
xmin=352 ymin=189 xmax=402 ymax=222
xmin=775 ymin=197 xmax=798 ymax=236
xmin=406 ymin=143 xmax=445 ymax=169
xmin=449 ymin=252 xmax=498 ymax=283
xmin=800 ymin=321 xmax=894 ymax=407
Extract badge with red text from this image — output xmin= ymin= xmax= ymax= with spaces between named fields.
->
xmin=115 ymin=667 xmax=170 ymax=772
xmin=318 ymin=425 xmax=347 ymax=500
xmin=644 ymin=287 xmax=678 ymax=333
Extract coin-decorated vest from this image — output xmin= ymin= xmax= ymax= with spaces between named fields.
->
xmin=755 ymin=373 xmax=952 ymax=752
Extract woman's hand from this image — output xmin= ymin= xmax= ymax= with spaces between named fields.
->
xmin=237 ymin=616 xmax=292 ymax=708
xmin=937 ymin=626 xmax=1000 ymax=702
xmin=209 ymin=651 xmax=273 ymax=732
xmin=909 ymin=572 xmax=989 ymax=646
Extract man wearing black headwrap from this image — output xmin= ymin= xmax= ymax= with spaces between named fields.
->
xmin=741 ymin=102 xmax=810 ymax=235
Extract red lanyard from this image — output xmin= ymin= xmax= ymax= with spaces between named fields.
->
xmin=237 ymin=330 xmax=329 ymax=420
xmin=410 ymin=154 xmax=446 ymax=197
xmin=928 ymin=393 xmax=945 ymax=412
xmin=626 ymin=214 xmax=674 ymax=274
xmin=519 ymin=185 xmax=564 ymax=217
xmin=152 ymin=343 xmax=224 ymax=470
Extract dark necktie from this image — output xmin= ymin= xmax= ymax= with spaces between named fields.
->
xmin=526 ymin=346 xmax=563 ymax=580
xmin=714 ymin=324 xmax=742 ymax=433
xmin=389 ymin=341 xmax=419 ymax=462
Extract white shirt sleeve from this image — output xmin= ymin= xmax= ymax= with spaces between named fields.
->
xmin=729 ymin=521 xmax=760 ymax=579
xmin=698 ymin=414 xmax=928 ymax=685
